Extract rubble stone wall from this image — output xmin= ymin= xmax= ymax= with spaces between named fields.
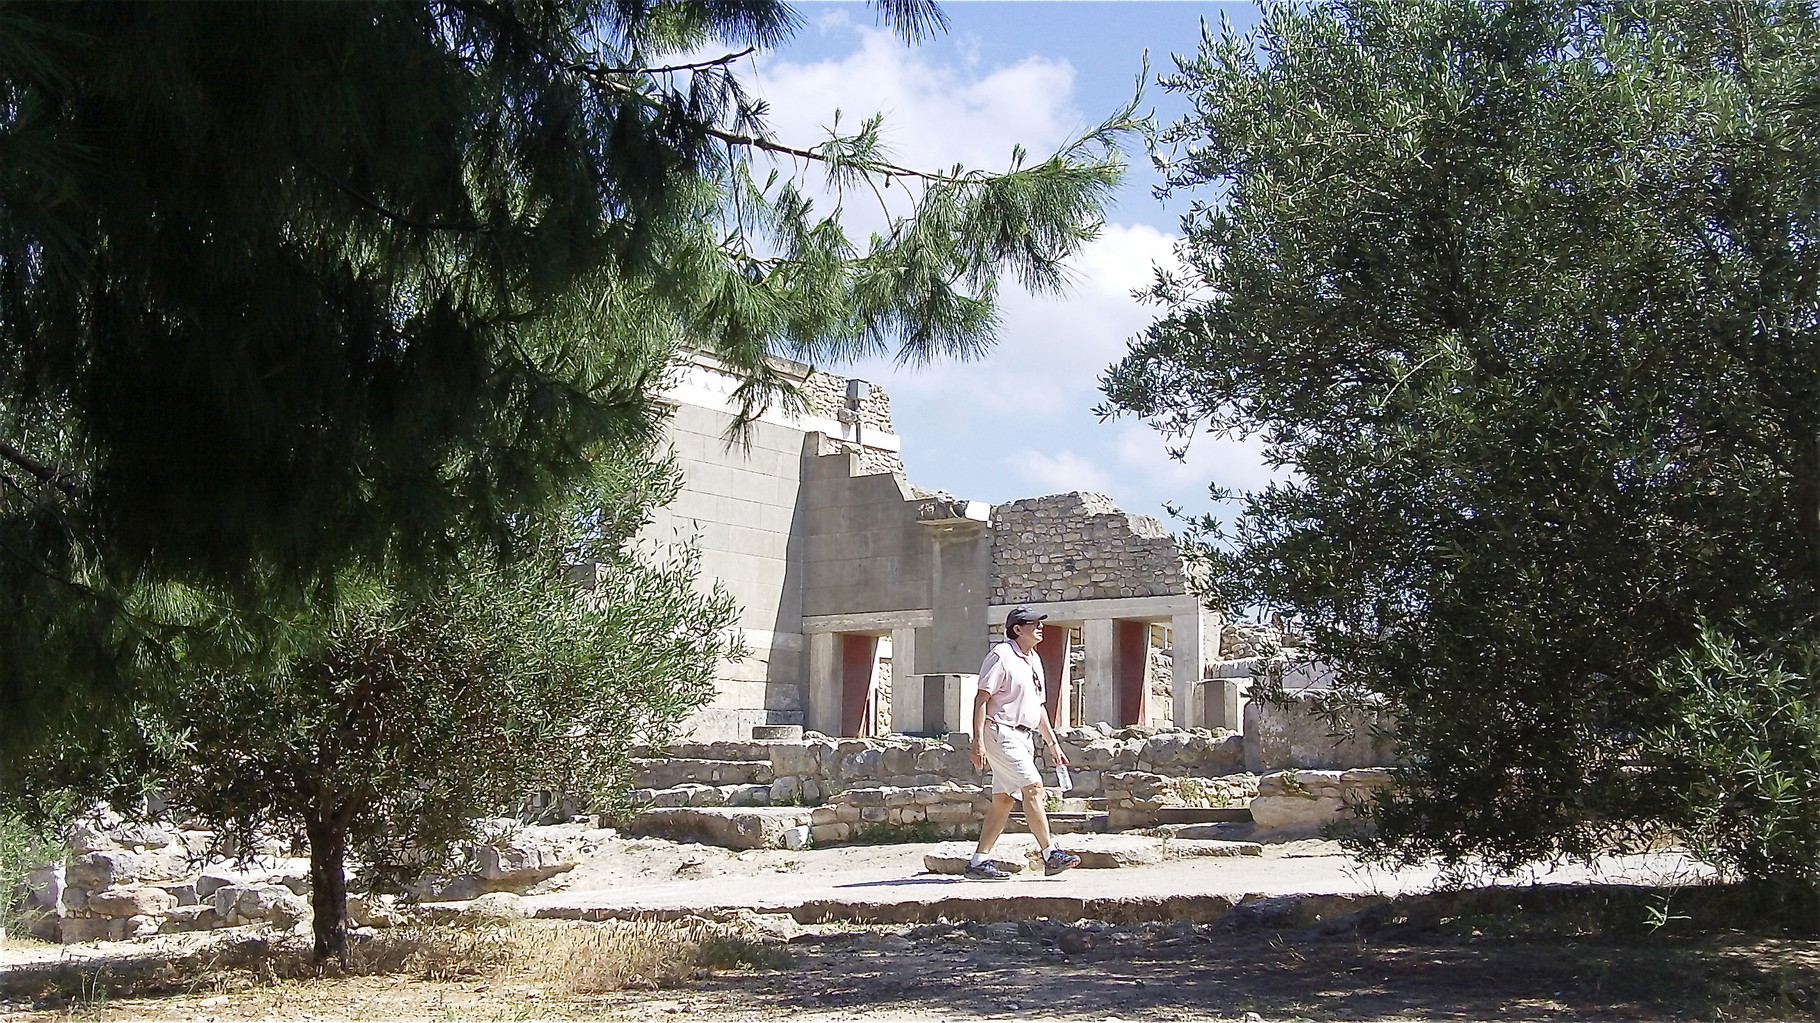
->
xmin=990 ymin=493 xmax=1186 ymax=604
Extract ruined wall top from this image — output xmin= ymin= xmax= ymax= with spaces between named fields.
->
xmin=799 ymin=371 xmax=896 ymax=436
xmin=990 ymin=491 xmax=1186 ymax=604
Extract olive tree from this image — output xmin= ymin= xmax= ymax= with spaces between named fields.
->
xmin=1105 ymin=0 xmax=1820 ymax=891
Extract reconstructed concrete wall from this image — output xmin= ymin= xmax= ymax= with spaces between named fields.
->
xmin=1243 ymin=690 xmax=1398 ymax=773
xmin=648 ymin=357 xmax=903 ymax=741
xmin=800 ymin=447 xmax=932 ymax=619
xmin=646 ymin=403 xmax=810 ymax=739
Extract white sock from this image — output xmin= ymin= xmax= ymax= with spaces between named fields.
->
xmin=969 ymin=852 xmax=987 ymax=867
xmin=1047 ymin=846 xmax=1061 ymax=855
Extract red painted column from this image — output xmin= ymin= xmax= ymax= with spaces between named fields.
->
xmin=1035 ymin=624 xmax=1070 ymax=728
xmin=1115 ymin=620 xmax=1149 ymax=727
xmin=840 ymin=634 xmax=880 ymax=736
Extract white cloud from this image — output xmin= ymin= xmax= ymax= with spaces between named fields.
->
xmin=717 ymin=23 xmax=1275 ymax=523
xmin=1113 ymin=424 xmax=1289 ymax=499
xmin=1009 ymin=448 xmax=1113 ymax=496
xmin=858 ymin=222 xmax=1177 ymax=417
xmin=752 ymin=23 xmax=1079 ymax=174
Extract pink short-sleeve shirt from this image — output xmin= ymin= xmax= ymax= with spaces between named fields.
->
xmin=977 ymin=640 xmax=1046 ymax=730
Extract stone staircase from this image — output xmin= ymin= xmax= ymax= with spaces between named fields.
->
xmin=1008 ymin=796 xmax=1110 ymax=835
xmin=628 ymin=747 xmax=779 ymax=808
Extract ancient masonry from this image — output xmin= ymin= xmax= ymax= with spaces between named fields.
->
xmin=20 ymin=353 xmax=1393 ymax=945
xmin=644 ymin=352 xmax=1231 ymax=743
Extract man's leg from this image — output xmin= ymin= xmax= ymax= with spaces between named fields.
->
xmin=975 ymin=792 xmax=1016 ymax=856
xmin=1020 ymin=782 xmax=1054 ymax=851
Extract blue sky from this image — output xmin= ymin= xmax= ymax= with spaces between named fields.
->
xmin=748 ymin=2 xmax=1277 ymax=523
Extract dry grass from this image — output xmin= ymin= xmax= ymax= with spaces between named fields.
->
xmin=0 ymin=917 xmax=790 ymax=1011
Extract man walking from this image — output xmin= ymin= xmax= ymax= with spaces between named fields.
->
xmin=966 ymin=606 xmax=1082 ymax=880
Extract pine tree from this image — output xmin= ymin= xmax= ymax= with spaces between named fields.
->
xmin=0 ymin=1 xmax=1134 ymax=747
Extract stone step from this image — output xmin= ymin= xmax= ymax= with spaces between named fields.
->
xmin=630 ymin=783 xmax=774 ymax=809
xmin=1007 ymin=811 xmax=1108 ymax=835
xmin=624 ymin=807 xmax=812 ymax=850
xmin=630 ymin=758 xmax=774 ymax=789
xmin=922 ymin=834 xmax=1261 ymax=874
xmin=1153 ymin=806 xmax=1252 ymax=824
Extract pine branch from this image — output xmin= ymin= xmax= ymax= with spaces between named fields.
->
xmin=306 ymin=162 xmax=490 ymax=234
xmin=0 ymin=437 xmax=84 ymax=501
xmin=447 ymin=0 xmax=975 ymax=185
xmin=570 ymin=47 xmax=756 ymax=77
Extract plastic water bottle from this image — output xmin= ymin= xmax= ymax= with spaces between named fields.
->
xmin=1054 ymin=764 xmax=1073 ymax=793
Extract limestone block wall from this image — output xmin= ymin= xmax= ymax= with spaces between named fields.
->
xmin=809 ymin=784 xmax=987 ymax=842
xmin=646 ymin=402 xmax=810 ymax=740
xmin=990 ymin=492 xmax=1186 ymax=604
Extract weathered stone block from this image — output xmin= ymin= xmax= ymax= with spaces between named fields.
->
xmin=922 ymin=840 xmax=1032 ymax=874
xmin=213 ymin=883 xmax=310 ymax=926
xmin=195 ymin=867 xmax=250 ymax=899
xmin=66 ymin=849 xmax=140 ymax=889
xmin=768 ymin=744 xmax=818 ymax=778
xmin=1250 ymin=795 xmax=1347 ymax=830
xmin=623 ymin=807 xmax=813 ymax=850
xmin=59 ymin=917 xmax=125 ymax=944
xmin=474 ymin=826 xmax=584 ymax=882
xmin=724 ymin=783 xmax=772 ymax=806
xmin=87 ymin=885 xmax=178 ymax=918
xmin=159 ymin=905 xmax=221 ymax=932
xmin=769 ymin=775 xmax=802 ymax=805
xmin=348 ymin=893 xmax=407 ymax=929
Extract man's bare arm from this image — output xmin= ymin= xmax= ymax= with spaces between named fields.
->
xmin=970 ymin=689 xmax=992 ymax=770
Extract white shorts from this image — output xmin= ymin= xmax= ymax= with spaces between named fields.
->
xmin=982 ymin=720 xmax=1044 ymax=796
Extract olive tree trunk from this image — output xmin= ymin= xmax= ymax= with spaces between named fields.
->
xmin=305 ymin=817 xmax=349 ymax=965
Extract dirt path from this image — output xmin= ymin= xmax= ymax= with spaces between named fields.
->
xmin=6 ymin=920 xmax=1817 ymax=1021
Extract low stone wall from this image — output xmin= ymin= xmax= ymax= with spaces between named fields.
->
xmin=1249 ymin=768 xmax=1394 ymax=834
xmin=21 ymin=811 xmax=610 ymax=944
xmin=1104 ymin=772 xmax=1259 ymax=830
xmin=635 ymin=727 xmax=1246 ymax=808
xmin=25 ymin=813 xmax=312 ymax=944
xmin=808 ymin=784 xmax=987 ymax=843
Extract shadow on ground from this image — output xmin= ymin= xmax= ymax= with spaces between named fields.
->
xmin=704 ymin=928 xmax=1820 ymax=1022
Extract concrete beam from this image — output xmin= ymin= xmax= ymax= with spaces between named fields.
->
xmin=803 ymin=610 xmax=935 ymax=634
xmin=994 ymin=594 xmax=1202 ymax=624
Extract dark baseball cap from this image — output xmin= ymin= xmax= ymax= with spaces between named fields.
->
xmin=1005 ymin=606 xmax=1048 ymax=629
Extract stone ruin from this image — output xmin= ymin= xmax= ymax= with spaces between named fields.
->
xmin=10 ymin=356 xmax=1403 ymax=943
